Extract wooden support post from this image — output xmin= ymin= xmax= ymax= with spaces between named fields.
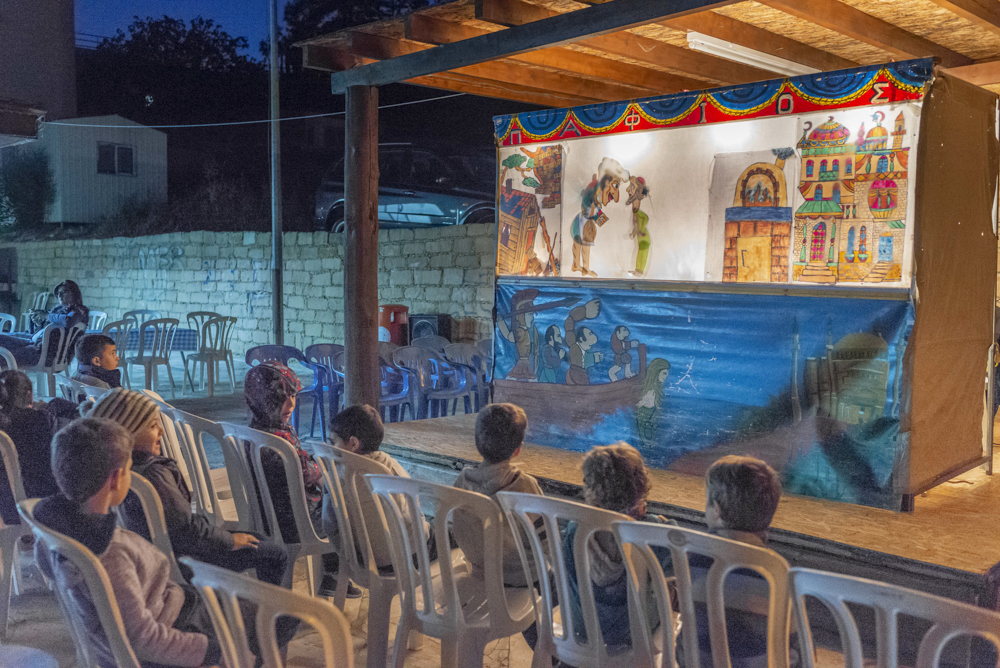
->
xmin=343 ymin=85 xmax=380 ymax=408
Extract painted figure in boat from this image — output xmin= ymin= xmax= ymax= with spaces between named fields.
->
xmin=609 ymin=325 xmax=640 ymax=381
xmin=538 ymin=325 xmax=567 ymax=383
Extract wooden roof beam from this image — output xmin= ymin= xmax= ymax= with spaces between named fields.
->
xmin=347 ymin=31 xmax=641 ymax=102
xmin=759 ymin=0 xmax=973 ymax=67
xmin=663 ymin=11 xmax=859 ymax=72
xmin=301 ymin=43 xmax=359 ymax=72
xmin=329 ymin=0 xmax=743 ymax=92
xmin=946 ymin=58 xmax=1000 ymax=86
xmin=477 ymin=0 xmax=774 ymax=85
xmin=925 ymin=0 xmax=1000 ymax=38
xmin=405 ymin=13 xmax=711 ymax=94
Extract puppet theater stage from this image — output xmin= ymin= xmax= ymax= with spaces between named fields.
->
xmin=383 ymin=60 xmax=999 ymax=602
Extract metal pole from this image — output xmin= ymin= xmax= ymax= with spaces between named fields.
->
xmin=269 ymin=0 xmax=284 ymax=345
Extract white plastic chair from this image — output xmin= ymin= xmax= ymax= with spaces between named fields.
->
xmin=183 ymin=315 xmax=238 ymax=396
xmin=54 ymin=372 xmax=110 ymax=402
xmin=18 ymin=292 xmax=50 ymax=333
xmin=122 ymin=472 xmax=185 ymax=584
xmin=313 ymin=444 xmax=415 ymax=668
xmin=102 ymin=319 xmax=135 ymax=387
xmin=367 ymin=475 xmax=536 ymax=668
xmin=165 ymin=408 xmax=241 ymax=530
xmin=22 ymin=322 xmax=86 ymax=397
xmin=183 ymin=557 xmax=355 ymax=668
xmin=121 ymin=309 xmax=161 ymax=327
xmin=0 ymin=313 xmax=15 ymax=333
xmin=87 ymin=310 xmax=108 ymax=331
xmin=18 ymin=498 xmax=143 ymax=668
xmin=123 ymin=317 xmax=179 ymax=399
xmin=614 ymin=521 xmax=792 ymax=668
xmin=789 ymin=567 xmax=1000 ymax=668
xmin=0 ymin=347 xmax=15 ymax=371
xmin=220 ymin=423 xmax=336 ymax=593
xmin=495 ymin=491 xmax=636 ymax=668
xmin=0 ymin=431 xmax=30 ymax=641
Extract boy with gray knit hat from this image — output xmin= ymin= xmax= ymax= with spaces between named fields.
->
xmin=84 ymin=388 xmax=290 ymax=587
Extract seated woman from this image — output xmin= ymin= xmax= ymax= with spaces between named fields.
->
xmin=0 ymin=370 xmax=63 ymax=525
xmin=0 ymin=280 xmax=89 ymax=367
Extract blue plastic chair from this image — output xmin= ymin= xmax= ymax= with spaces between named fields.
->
xmin=305 ymin=343 xmax=345 ymax=425
xmin=244 ymin=345 xmax=327 ymax=440
xmin=392 ymin=346 xmax=474 ymax=418
xmin=379 ymin=359 xmax=416 ymax=423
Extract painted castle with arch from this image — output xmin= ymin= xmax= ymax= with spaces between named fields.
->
xmin=792 ymin=111 xmax=909 ymax=284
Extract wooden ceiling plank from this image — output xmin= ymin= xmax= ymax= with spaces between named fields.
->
xmin=302 ymin=44 xmax=358 ymax=72
xmin=925 ymin=0 xmax=1000 ymax=38
xmin=406 ymin=13 xmax=711 ymax=94
xmin=350 ymin=51 xmax=599 ymax=106
xmin=664 ymin=11 xmax=859 ymax=71
xmin=348 ymin=31 xmax=644 ymax=102
xmin=759 ymin=0 xmax=973 ymax=67
xmin=330 ymin=0 xmax=744 ymax=92
xmin=477 ymin=0 xmax=775 ymax=85
xmin=946 ymin=58 xmax=1000 ymax=86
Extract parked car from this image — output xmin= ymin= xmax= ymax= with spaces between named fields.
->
xmin=315 ymin=143 xmax=495 ymax=232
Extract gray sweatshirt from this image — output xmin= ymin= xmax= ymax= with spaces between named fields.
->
xmin=453 ymin=460 xmax=545 ymax=587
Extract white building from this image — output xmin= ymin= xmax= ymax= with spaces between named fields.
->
xmin=37 ymin=115 xmax=167 ymax=224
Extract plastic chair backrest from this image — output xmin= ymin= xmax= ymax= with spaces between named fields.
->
xmin=18 ymin=499 xmax=142 ymax=668
xmin=476 ymin=338 xmax=493 ymax=359
xmin=183 ymin=557 xmax=355 ymax=668
xmin=31 ymin=291 xmax=50 ymax=310
xmin=31 ymin=323 xmax=85 ymax=373
xmin=366 ymin=474 xmax=516 ymax=634
xmin=87 ymin=311 xmax=108 ymax=331
xmin=186 ymin=311 xmax=222 ymax=346
xmin=323 ymin=446 xmax=396 ymax=570
xmin=377 ymin=341 xmax=399 ymax=363
xmin=55 ymin=373 xmax=109 ymax=402
xmin=122 ymin=309 xmax=161 ymax=327
xmin=0 ymin=313 xmax=15 ymax=333
xmin=411 ymin=335 xmax=449 ymax=353
xmin=167 ymin=408 xmax=241 ymax=529
xmin=126 ymin=473 xmax=185 ymax=584
xmin=197 ymin=316 xmax=237 ymax=355
xmin=0 ymin=431 xmax=26 ymax=505
xmin=245 ymin=345 xmax=306 ymax=367
xmin=102 ymin=318 xmax=134 ymax=357
xmin=135 ymin=318 xmax=178 ymax=361
xmin=444 ymin=343 xmax=482 ymax=370
xmin=496 ymin=491 xmax=634 ymax=667
xmin=614 ymin=521 xmax=791 ymax=668
xmin=0 ymin=347 xmax=15 ymax=371
xmin=219 ymin=423 xmax=322 ymax=548
xmin=305 ymin=343 xmax=344 ymax=378
xmin=312 ymin=443 xmax=365 ymax=602
xmin=392 ymin=346 xmax=436 ymax=388
xmin=789 ymin=567 xmax=1000 ymax=668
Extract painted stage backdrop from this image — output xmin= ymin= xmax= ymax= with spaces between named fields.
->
xmin=495 ymin=59 xmax=930 ymax=287
xmin=492 ymin=60 xmax=935 ymax=509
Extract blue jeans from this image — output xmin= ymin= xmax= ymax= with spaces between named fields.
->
xmin=0 ymin=333 xmax=39 ymax=366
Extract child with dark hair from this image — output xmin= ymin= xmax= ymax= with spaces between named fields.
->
xmin=33 ymin=418 xmax=222 ymax=667
xmin=328 ymin=404 xmax=431 ymax=571
xmin=0 ymin=370 xmax=61 ymax=525
xmin=0 ymin=280 xmax=90 ymax=367
xmin=453 ymin=403 xmax=545 ymax=586
xmin=564 ymin=442 xmax=669 ymax=649
xmin=84 ymin=388 xmax=289 ymax=589
xmin=72 ymin=334 xmax=121 ymax=389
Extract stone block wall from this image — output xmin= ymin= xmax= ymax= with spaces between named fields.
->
xmin=4 ymin=225 xmax=496 ymax=355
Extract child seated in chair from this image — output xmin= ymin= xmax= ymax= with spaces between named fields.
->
xmin=72 ymin=334 xmax=121 ymax=390
xmin=33 ymin=418 xmax=225 ymax=667
xmin=453 ymin=403 xmax=546 ymax=587
xmin=327 ymin=404 xmax=434 ymax=573
xmin=564 ymin=442 xmax=670 ymax=649
xmin=86 ymin=388 xmax=289 ymax=589
xmin=0 ymin=370 xmax=61 ymax=526
xmin=683 ymin=455 xmax=785 ymax=668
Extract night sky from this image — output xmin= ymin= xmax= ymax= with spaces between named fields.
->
xmin=75 ymin=0 xmax=293 ymax=54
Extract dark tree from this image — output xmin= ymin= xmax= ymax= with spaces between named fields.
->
xmin=0 ymin=147 xmax=56 ymax=230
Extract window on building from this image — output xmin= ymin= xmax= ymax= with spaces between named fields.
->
xmin=832 ymin=159 xmax=839 ymax=175
xmin=847 ymin=227 xmax=856 ymax=262
xmin=97 ymin=143 xmax=135 ymax=175
xmin=877 ymin=156 xmax=889 ymax=173
xmin=814 ymin=185 xmax=823 ymax=201
xmin=820 ymin=160 xmax=828 ymax=174
xmin=845 ymin=161 xmax=852 ymax=175
xmin=806 ymin=161 xmax=814 ymax=177
xmin=832 ymin=185 xmax=841 ymax=203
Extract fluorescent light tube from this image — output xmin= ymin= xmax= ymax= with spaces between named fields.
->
xmin=686 ymin=31 xmax=821 ymax=78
